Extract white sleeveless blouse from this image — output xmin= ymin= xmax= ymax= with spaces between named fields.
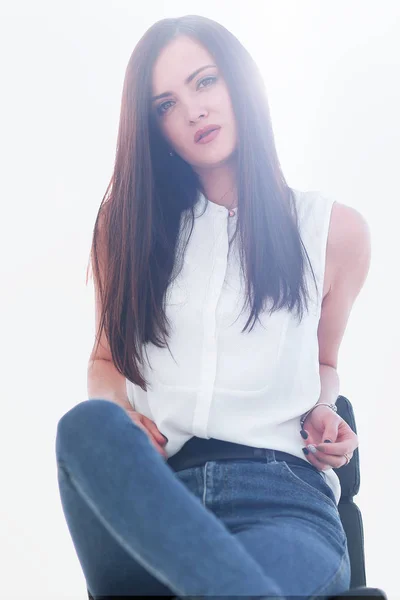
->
xmin=126 ymin=188 xmax=341 ymax=503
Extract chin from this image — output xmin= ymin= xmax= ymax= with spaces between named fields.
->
xmin=201 ymin=144 xmax=237 ymax=164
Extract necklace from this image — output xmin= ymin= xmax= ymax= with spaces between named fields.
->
xmin=208 ymin=184 xmax=237 ymax=217
xmin=226 ymin=187 xmax=237 ymax=217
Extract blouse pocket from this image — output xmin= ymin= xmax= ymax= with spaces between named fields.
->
xmin=165 ymin=281 xmax=188 ymax=307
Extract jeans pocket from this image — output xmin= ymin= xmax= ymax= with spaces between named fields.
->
xmin=280 ymin=461 xmax=337 ymax=507
xmin=280 ymin=460 xmax=349 ymax=555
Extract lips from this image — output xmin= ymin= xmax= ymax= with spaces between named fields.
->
xmin=194 ymin=125 xmax=221 ymax=143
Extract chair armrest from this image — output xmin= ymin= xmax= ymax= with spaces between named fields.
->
xmin=334 ymin=395 xmax=361 ymax=499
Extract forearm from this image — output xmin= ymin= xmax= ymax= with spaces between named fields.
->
xmin=87 ymin=358 xmax=133 ymax=411
xmin=317 ymin=364 xmax=340 ymax=407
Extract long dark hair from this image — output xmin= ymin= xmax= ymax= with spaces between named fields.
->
xmin=86 ymin=14 xmax=318 ymax=391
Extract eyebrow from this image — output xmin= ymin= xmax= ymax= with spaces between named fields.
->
xmin=151 ymin=64 xmax=217 ymax=102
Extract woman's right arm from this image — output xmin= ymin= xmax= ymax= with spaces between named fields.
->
xmin=87 ymin=357 xmax=132 ymax=410
xmin=87 ymin=214 xmax=167 ymax=457
xmin=87 ymin=358 xmax=168 ymax=458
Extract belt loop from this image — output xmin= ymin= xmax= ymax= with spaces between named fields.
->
xmin=253 ymin=448 xmax=277 ymax=462
xmin=253 ymin=448 xmax=265 ymax=458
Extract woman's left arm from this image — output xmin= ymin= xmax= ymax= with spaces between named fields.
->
xmin=301 ymin=203 xmax=371 ymax=469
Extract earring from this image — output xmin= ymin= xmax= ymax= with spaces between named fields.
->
xmin=169 ymin=150 xmax=174 ymax=157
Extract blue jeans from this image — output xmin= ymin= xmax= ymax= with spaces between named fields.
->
xmin=55 ymin=399 xmax=351 ymax=599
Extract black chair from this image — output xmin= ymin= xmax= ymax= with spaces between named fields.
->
xmin=87 ymin=395 xmax=387 ymax=599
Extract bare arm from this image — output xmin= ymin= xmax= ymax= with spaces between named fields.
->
xmin=87 ymin=358 xmax=168 ymax=457
xmin=87 ymin=358 xmax=132 ymax=411
xmin=87 ymin=215 xmax=167 ymax=458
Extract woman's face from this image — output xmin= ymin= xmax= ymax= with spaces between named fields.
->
xmin=151 ymin=35 xmax=237 ymax=168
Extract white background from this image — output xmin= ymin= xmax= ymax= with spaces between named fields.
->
xmin=1 ymin=1 xmax=398 ymax=598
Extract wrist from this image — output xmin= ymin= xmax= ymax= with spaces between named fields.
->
xmin=300 ymin=402 xmax=337 ymax=429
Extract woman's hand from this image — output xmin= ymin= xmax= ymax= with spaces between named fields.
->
xmin=301 ymin=405 xmax=358 ymax=471
xmin=125 ymin=408 xmax=168 ymax=459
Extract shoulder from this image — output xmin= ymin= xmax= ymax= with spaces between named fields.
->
xmin=328 ymin=201 xmax=371 ymax=289
xmin=292 ymin=189 xmax=371 ymax=291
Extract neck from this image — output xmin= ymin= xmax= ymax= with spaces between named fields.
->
xmin=195 ymin=162 xmax=238 ymax=210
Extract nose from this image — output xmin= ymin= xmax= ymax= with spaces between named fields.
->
xmin=188 ymin=109 xmax=208 ymax=125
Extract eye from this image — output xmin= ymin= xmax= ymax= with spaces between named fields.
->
xmin=197 ymin=75 xmax=217 ymax=89
xmin=156 ymin=76 xmax=217 ymax=116
xmin=157 ymin=100 xmax=174 ymax=116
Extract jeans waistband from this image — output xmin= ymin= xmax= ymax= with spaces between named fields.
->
xmin=167 ymin=436 xmax=312 ymax=473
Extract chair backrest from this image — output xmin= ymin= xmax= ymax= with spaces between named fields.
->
xmin=335 ymin=395 xmax=366 ymax=589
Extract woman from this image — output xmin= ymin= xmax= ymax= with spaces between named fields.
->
xmin=55 ymin=14 xmax=369 ymax=600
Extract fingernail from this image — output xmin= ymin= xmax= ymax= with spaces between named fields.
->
xmin=300 ymin=429 xmax=308 ymax=439
xmin=307 ymin=444 xmax=317 ymax=454
xmin=324 ymin=439 xmax=332 ymax=443
xmin=302 ymin=447 xmax=309 ymax=455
